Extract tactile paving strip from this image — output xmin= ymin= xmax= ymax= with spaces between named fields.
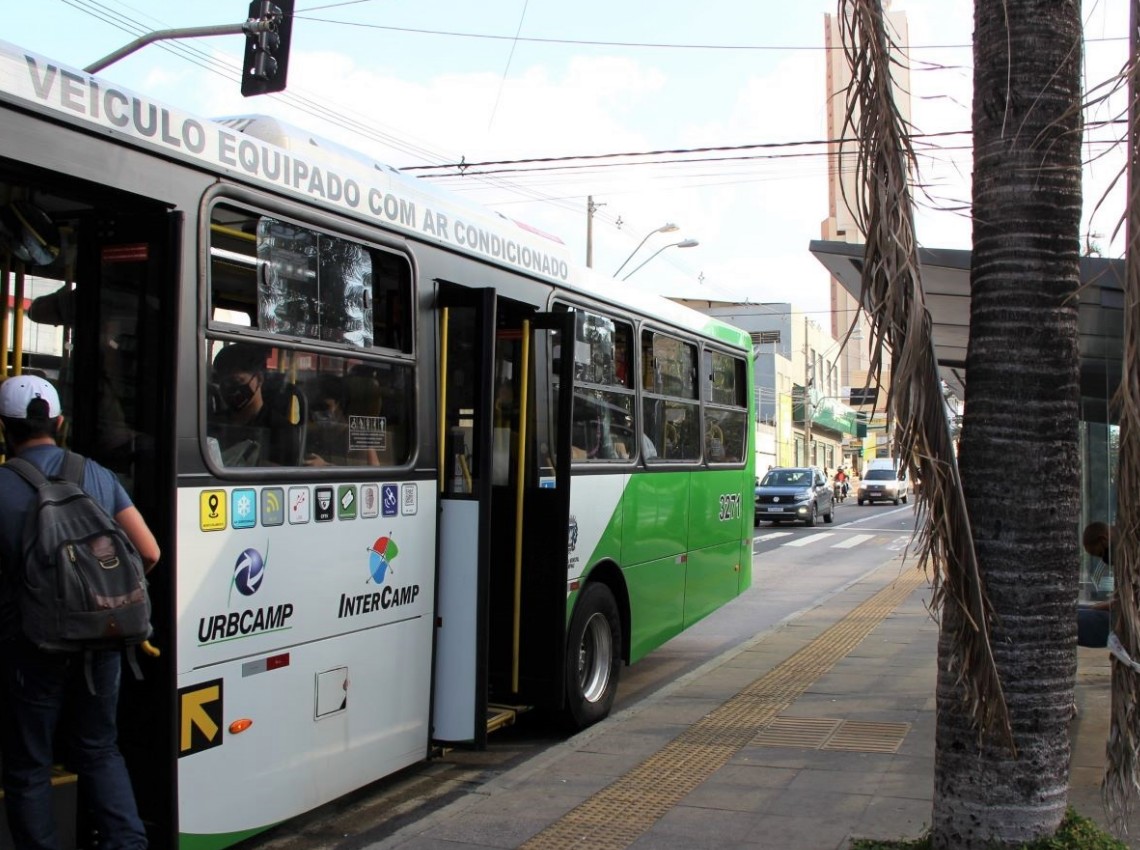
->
xmin=520 ymin=567 xmax=925 ymax=849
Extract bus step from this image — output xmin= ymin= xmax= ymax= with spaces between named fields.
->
xmin=0 ymin=764 xmax=78 ymax=798
xmin=0 ymin=766 xmax=78 ymax=847
xmin=486 ymin=704 xmax=528 ymax=734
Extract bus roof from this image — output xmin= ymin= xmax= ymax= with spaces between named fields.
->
xmin=0 ymin=40 xmax=749 ymax=350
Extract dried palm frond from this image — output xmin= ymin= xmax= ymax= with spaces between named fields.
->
xmin=838 ymin=0 xmax=1012 ymax=748
xmin=1103 ymin=41 xmax=1140 ymax=830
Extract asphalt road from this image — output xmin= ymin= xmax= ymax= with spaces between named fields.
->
xmin=238 ymin=499 xmax=923 ymax=850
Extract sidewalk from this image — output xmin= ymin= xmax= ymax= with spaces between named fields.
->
xmin=369 ymin=562 xmax=1138 ymax=850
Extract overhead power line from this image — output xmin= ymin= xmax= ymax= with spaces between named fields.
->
xmin=401 ymin=130 xmax=975 ymax=172
xmin=292 ymin=15 xmax=1128 ymax=52
xmin=403 ymin=122 xmax=1124 ymax=177
xmin=58 ymin=0 xmax=608 ymax=224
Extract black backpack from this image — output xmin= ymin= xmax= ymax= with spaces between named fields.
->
xmin=5 ymin=451 xmax=152 ymax=654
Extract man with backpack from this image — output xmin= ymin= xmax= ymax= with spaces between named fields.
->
xmin=0 ymin=375 xmax=159 ymax=849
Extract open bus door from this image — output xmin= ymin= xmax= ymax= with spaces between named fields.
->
xmin=503 ymin=311 xmax=575 ymax=711
xmin=0 ymin=194 xmax=178 ymax=846
xmin=433 ymin=284 xmax=496 ymax=746
xmin=433 ymin=296 xmax=574 ymax=744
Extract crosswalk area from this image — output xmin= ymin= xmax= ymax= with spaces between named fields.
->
xmin=754 ymin=529 xmax=914 ymax=553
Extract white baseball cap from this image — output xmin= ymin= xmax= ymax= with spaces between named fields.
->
xmin=0 ymin=375 xmax=61 ymax=419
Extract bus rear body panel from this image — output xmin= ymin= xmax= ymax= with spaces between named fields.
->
xmin=174 ymin=485 xmax=436 ymax=844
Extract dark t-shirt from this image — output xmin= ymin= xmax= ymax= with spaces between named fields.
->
xmin=0 ymin=445 xmax=131 ymax=642
xmin=211 ymin=401 xmax=301 ymax=467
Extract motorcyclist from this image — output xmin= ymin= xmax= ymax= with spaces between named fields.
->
xmin=834 ymin=466 xmax=849 ymax=500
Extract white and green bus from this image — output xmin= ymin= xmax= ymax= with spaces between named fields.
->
xmin=0 ymin=40 xmax=754 ymax=849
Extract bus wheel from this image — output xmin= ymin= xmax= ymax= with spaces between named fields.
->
xmin=565 ymin=583 xmax=622 ymax=730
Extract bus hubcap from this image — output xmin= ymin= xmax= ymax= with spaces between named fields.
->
xmin=578 ymin=613 xmax=613 ymax=703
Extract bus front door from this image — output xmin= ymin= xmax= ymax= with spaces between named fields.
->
xmin=505 ymin=312 xmax=574 ymax=710
xmin=433 ymin=295 xmax=573 ymax=743
xmin=434 ymin=284 xmax=496 ymax=746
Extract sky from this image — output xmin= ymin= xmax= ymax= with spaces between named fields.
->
xmin=0 ymin=0 xmax=1130 ymax=326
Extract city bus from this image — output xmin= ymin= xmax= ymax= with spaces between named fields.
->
xmin=0 ymin=39 xmax=754 ymax=848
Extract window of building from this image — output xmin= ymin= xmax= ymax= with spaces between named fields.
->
xmin=750 ymin=330 xmax=780 ymax=346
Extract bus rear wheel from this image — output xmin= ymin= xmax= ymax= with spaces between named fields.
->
xmin=564 ymin=583 xmax=622 ymax=730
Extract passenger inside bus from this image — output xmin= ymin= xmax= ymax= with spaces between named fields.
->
xmin=208 ymin=342 xmax=305 ymax=467
xmin=304 ymin=374 xmax=380 ymax=467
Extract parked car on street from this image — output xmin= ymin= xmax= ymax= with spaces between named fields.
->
xmin=857 ymin=466 xmax=909 ymax=505
xmin=754 ymin=466 xmax=834 ymax=527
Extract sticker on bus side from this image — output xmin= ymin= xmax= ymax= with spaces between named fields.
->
xmin=179 ymin=679 xmax=223 ymax=757
xmin=231 ymin=488 xmax=257 ymax=529
xmin=261 ymin=488 xmax=285 ymax=526
xmin=200 ymin=490 xmax=227 ymax=531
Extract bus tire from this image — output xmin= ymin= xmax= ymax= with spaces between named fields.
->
xmin=564 ymin=582 xmax=622 ymax=730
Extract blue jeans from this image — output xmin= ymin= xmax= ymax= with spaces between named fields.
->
xmin=1078 ymin=607 xmax=1111 ymax=648
xmin=0 ymin=642 xmax=146 ymax=850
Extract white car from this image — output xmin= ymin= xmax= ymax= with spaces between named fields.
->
xmin=857 ymin=467 xmax=909 ymax=505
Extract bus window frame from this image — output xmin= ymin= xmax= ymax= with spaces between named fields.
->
xmin=198 ymin=189 xmax=419 ymax=479
xmin=639 ymin=323 xmax=702 ymax=466
xmin=551 ymin=300 xmax=638 ymax=470
xmin=700 ymin=345 xmax=749 ymax=468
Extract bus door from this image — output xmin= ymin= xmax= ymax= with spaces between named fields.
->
xmin=433 ymin=293 xmax=573 ymax=743
xmin=66 ymin=208 xmax=180 ymax=843
xmin=434 ymin=284 xmax=496 ymax=745
xmin=500 ymin=311 xmax=574 ymax=710
xmin=1 ymin=189 xmax=179 ymax=844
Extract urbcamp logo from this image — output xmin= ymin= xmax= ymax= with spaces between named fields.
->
xmin=229 ymin=546 xmax=267 ymax=605
xmin=568 ymin=516 xmax=579 ymax=553
xmin=337 ymin=534 xmax=421 ymax=619
xmin=197 ymin=544 xmax=293 ymax=646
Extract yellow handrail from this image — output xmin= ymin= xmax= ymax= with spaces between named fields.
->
xmin=11 ymin=262 xmax=25 ymax=375
xmin=438 ymin=308 xmax=449 ymax=493
xmin=511 ymin=320 xmax=531 ymax=692
xmin=1 ymin=252 xmax=10 ymax=376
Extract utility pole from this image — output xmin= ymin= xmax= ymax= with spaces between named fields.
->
xmin=585 ymin=196 xmax=597 ymax=268
xmin=803 ymin=315 xmax=812 ymax=466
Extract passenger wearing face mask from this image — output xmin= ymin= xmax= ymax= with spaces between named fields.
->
xmin=304 ymin=375 xmax=381 ymax=467
xmin=304 ymin=375 xmax=350 ymax=467
xmin=209 ymin=343 xmax=300 ymax=467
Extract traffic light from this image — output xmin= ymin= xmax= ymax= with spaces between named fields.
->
xmin=241 ymin=0 xmax=294 ymax=97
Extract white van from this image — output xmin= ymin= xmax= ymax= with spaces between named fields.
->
xmin=858 ymin=459 xmax=910 ymax=505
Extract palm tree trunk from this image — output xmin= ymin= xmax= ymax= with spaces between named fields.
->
xmin=931 ymin=1 xmax=1084 ymax=846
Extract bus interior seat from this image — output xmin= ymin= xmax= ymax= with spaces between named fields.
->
xmin=262 ymin=373 xmax=308 ymax=466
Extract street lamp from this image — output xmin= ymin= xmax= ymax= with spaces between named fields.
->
xmin=621 ymin=238 xmax=699 ymax=281
xmin=612 ymin=222 xmax=679 ymax=277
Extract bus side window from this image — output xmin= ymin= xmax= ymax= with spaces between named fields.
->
xmin=206 ymin=203 xmax=416 ymax=471
xmin=703 ymin=351 xmax=748 ymax=464
xmin=570 ymin=311 xmax=634 ymax=464
xmin=209 ymin=207 xmax=259 ymax=328
xmin=641 ymin=331 xmax=699 ymax=463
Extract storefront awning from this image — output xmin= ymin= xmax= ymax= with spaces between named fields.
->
xmin=808 ymin=240 xmax=1124 ymax=423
